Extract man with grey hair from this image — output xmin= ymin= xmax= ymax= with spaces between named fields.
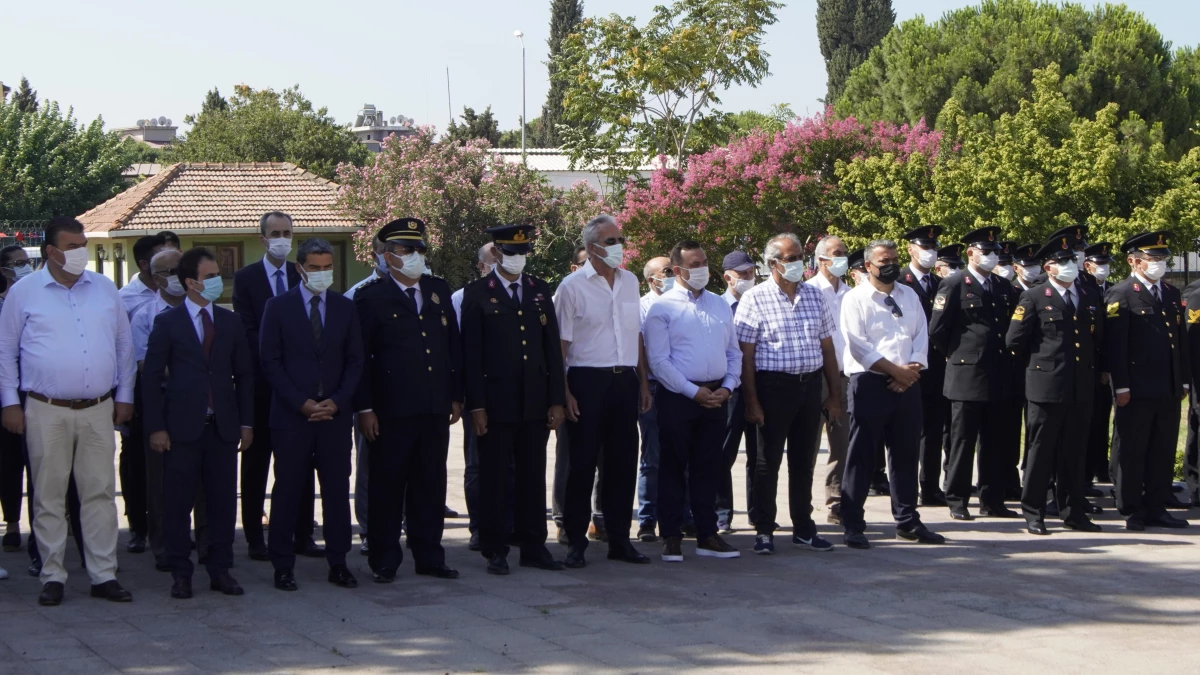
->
xmin=838 ymin=240 xmax=943 ymax=548
xmin=555 ymin=215 xmax=654 ymax=568
xmin=734 ymin=232 xmax=842 ymax=555
xmin=806 ymin=235 xmax=852 ymax=524
xmin=636 ymin=255 xmax=681 ymax=542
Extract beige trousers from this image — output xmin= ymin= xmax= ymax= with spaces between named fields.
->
xmin=25 ymin=397 xmax=119 ymax=585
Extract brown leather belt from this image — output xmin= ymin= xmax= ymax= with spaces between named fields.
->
xmin=691 ymin=380 xmax=723 ymax=390
xmin=28 ymin=391 xmax=112 ymax=410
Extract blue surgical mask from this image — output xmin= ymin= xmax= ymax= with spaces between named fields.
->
xmin=200 ymin=277 xmax=224 ymax=302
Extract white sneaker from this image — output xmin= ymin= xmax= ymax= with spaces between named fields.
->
xmin=0 ymin=565 xmax=8 ymax=580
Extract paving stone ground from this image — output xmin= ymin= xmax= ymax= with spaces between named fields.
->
xmin=1 ymin=426 xmax=1199 ymax=674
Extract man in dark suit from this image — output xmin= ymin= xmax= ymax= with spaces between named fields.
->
xmin=897 ymin=226 xmax=949 ymax=506
xmin=143 ymin=247 xmax=255 ymax=599
xmin=354 ymin=218 xmax=462 ymax=582
xmin=1103 ymin=231 xmax=1190 ymax=530
xmin=1006 ymin=236 xmax=1102 ymax=534
xmin=462 ymin=224 xmax=566 ymax=575
xmin=1083 ymin=242 xmax=1116 ymax=489
xmin=259 ymin=238 xmax=364 ymax=591
xmin=232 ymin=211 xmax=319 ymax=560
xmin=929 ymin=227 xmax=1020 ymax=520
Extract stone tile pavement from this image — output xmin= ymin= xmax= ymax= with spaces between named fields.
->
xmin=1 ymin=425 xmax=1199 ymax=673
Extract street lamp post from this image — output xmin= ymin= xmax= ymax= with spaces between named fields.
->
xmin=514 ymin=29 xmax=526 ymax=165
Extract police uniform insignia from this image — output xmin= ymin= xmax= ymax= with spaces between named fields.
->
xmin=964 ymin=276 xmax=972 ymax=286
xmin=1107 ymin=301 xmax=1120 ymax=318
xmin=1189 ymin=309 xmax=1200 ymax=324
xmin=407 ymin=221 xmax=417 ymax=230
xmin=1045 ymin=287 xmax=1052 ymax=297
xmin=442 ymin=315 xmax=448 ymax=326
xmin=536 ymin=293 xmax=544 ymax=301
xmin=906 ymin=273 xmax=913 ymax=283
xmin=540 ymin=314 xmax=548 ymax=326
xmin=527 ymin=276 xmax=535 ymax=287
xmin=1177 ymin=314 xmax=1182 ymax=326
xmin=1133 ymin=283 xmax=1140 ymax=292
xmin=1012 ymin=305 xmax=1026 ymax=321
xmin=431 ymin=292 xmax=440 ymax=305
xmin=966 ymin=292 xmax=974 ymax=299
xmin=933 ymin=294 xmax=947 ymax=311
xmin=1045 ymin=305 xmax=1053 ymax=311
xmin=488 ymin=278 xmax=496 ymax=289
xmin=490 ymin=297 xmax=499 ymax=304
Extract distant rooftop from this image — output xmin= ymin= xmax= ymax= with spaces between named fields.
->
xmin=488 ymin=148 xmax=670 ymax=173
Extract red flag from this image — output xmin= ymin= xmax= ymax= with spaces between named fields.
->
xmin=14 ymin=232 xmax=23 ymax=242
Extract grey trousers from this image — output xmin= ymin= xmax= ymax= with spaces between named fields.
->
xmin=822 ymin=374 xmax=852 ymax=509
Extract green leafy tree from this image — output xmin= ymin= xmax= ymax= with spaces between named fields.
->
xmin=554 ymin=0 xmax=782 ymax=188
xmin=166 ymin=84 xmax=368 ymax=180
xmin=201 ymin=87 xmax=229 ymax=115
xmin=693 ymin=103 xmax=795 ymax=147
xmin=497 ymin=117 xmax=540 ymax=149
xmin=0 ymin=99 xmax=134 ymax=220
xmin=816 ymin=0 xmax=894 ymax=104
xmin=537 ymin=0 xmax=586 ymax=147
xmin=837 ymin=0 xmax=1200 ymax=156
xmin=12 ymin=77 xmax=38 ymax=114
xmin=445 ymin=106 xmax=502 ymax=147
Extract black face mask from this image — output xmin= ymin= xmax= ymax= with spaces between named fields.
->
xmin=873 ymin=263 xmax=901 ymax=284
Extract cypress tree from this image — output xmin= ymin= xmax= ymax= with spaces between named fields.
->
xmin=12 ymin=77 xmax=38 ymax=114
xmin=816 ymin=0 xmax=894 ymax=104
xmin=536 ymin=0 xmax=584 ymax=147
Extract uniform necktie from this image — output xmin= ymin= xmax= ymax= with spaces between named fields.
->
xmin=1152 ymin=284 xmax=1161 ymax=306
xmin=1065 ymin=288 xmax=1075 ymax=314
xmin=274 ymin=269 xmax=286 ymax=297
xmin=310 ymin=296 xmax=324 ymax=397
xmin=509 ymin=282 xmax=520 ymax=306
xmin=405 ymin=287 xmax=418 ymax=313
xmin=922 ymin=275 xmax=931 ymax=295
xmin=200 ymin=307 xmax=214 ymax=410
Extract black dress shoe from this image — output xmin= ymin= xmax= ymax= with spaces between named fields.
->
xmin=415 ymin=564 xmax=460 ymax=579
xmin=979 ymin=504 xmax=1020 ymax=518
xmin=519 ymin=554 xmax=566 ymax=571
xmin=1145 ymin=511 xmax=1190 ymax=529
xmin=607 ymin=546 xmax=651 ymax=564
xmin=487 ymin=554 xmax=510 ymax=575
xmin=444 ymin=505 xmax=460 ymax=518
xmin=949 ymin=506 xmax=974 ymax=521
xmin=247 ymin=544 xmax=270 ymax=561
xmin=126 ymin=532 xmax=147 ymax=554
xmin=274 ymin=570 xmax=299 ymax=591
xmin=210 ymin=572 xmax=245 ymax=596
xmin=1026 ymin=519 xmax=1049 ymax=535
xmin=920 ymin=492 xmax=949 ymax=507
xmin=1064 ymin=518 xmax=1101 ymax=533
xmin=896 ymin=525 xmax=945 ymax=544
xmin=328 ymin=565 xmax=358 ymax=588
xmin=170 ymin=577 xmax=193 ymax=600
xmin=38 ymin=581 xmax=64 ymax=606
xmin=90 ymin=580 xmax=133 ymax=602
xmin=564 ymin=546 xmax=586 ymax=569
xmin=468 ymin=532 xmax=481 ymax=551
xmin=1083 ymin=500 xmax=1103 ymax=515
xmin=295 ymin=540 xmax=326 ymax=557
xmin=1163 ymin=494 xmax=1192 ymax=510
xmin=843 ymin=532 xmax=871 ymax=550
xmin=3 ymin=531 xmax=21 ymax=552
xmin=1126 ymin=517 xmax=1146 ymax=532
xmin=372 ymin=569 xmax=396 ymax=583
xmin=869 ymin=483 xmax=891 ymax=497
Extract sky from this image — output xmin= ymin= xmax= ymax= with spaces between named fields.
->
xmin=3 ymin=0 xmax=1198 ymax=135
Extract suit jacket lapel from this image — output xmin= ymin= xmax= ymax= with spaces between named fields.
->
xmin=384 ymin=275 xmax=417 ymax=315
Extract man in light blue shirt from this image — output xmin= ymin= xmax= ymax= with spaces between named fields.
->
xmin=643 ymin=240 xmax=742 ymax=562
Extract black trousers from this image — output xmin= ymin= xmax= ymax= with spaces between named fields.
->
xmin=0 ymin=425 xmax=24 ymax=524
xmin=1112 ymin=395 xmax=1180 ymax=519
xmin=241 ymin=412 xmax=314 ymax=548
xmin=269 ymin=419 xmax=353 ymax=571
xmin=1021 ymin=397 xmax=1092 ymax=522
xmin=118 ymin=386 xmax=147 ymax=534
xmin=1186 ymin=400 xmax=1199 ymax=500
xmin=1087 ymin=383 xmax=1114 ymax=483
xmin=714 ymin=387 xmax=758 ymax=526
xmin=752 ymin=371 xmax=822 ymax=537
xmin=656 ymin=388 xmax=724 ymax=540
xmin=164 ymin=423 xmax=237 ymax=579
xmin=945 ymin=400 xmax=1007 ymax=509
xmin=840 ymin=374 xmax=923 ymax=534
xmin=564 ymin=367 xmax=639 ymax=550
xmin=479 ymin=418 xmax=549 ymax=558
xmin=997 ymin=398 xmax=1024 ymax=495
xmin=916 ymin=389 xmax=946 ymax=497
xmin=367 ymin=413 xmax=448 ymax=572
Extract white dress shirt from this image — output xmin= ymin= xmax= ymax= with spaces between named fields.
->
xmin=451 ymin=287 xmax=465 ymax=328
xmin=0 ymin=268 xmax=136 ymax=406
xmin=908 ymin=263 xmax=936 ymax=295
xmin=806 ymin=271 xmax=849 ymax=372
xmin=185 ymin=297 xmax=216 ymax=343
xmin=839 ymin=281 xmax=929 ymax=375
xmin=392 ymin=275 xmax=424 ymax=313
xmin=132 ymin=294 xmax=175 ymax=363
xmin=643 ymin=284 xmax=741 ymax=399
xmin=118 ymin=274 xmax=158 ymax=320
xmin=640 ymin=290 xmax=662 ymax=325
xmin=722 ymin=287 xmax=738 ymax=306
xmin=263 ymin=255 xmax=289 ymax=297
xmin=299 ymin=284 xmax=327 ymax=325
xmin=555 ymin=260 xmax=641 ymax=368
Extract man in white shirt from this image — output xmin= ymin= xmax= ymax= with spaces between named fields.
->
xmin=555 ymin=215 xmax=653 ymax=568
xmin=118 ymin=234 xmax=170 ymax=320
xmin=838 ymin=239 xmax=944 ymax=549
xmin=806 ymin=236 xmax=852 ymax=524
xmin=644 ymin=240 xmax=741 ymax=562
xmin=636 ymin=255 xmax=676 ymax=542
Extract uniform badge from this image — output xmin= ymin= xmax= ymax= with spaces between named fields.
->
xmin=442 ymin=315 xmax=448 ymax=326
xmin=488 ymin=278 xmax=496 ymax=289
xmin=966 ymin=292 xmax=974 ymax=299
xmin=431 ymin=292 xmax=440 ymax=305
xmin=1044 ymin=288 xmax=1052 ymax=297
xmin=933 ymin=295 xmax=947 ymax=311
xmin=906 ymin=273 xmax=913 ymax=283
xmin=1090 ymin=324 xmax=1095 ymax=333
xmin=536 ymin=293 xmax=544 ymax=301
xmin=1012 ymin=305 xmax=1026 ymax=321
xmin=964 ymin=276 xmax=972 ymax=285
xmin=540 ymin=314 xmax=548 ymax=326
xmin=527 ymin=276 xmax=535 ymax=287
xmin=1189 ymin=309 xmax=1200 ymax=324
xmin=490 ymin=298 xmax=499 ymax=304
xmin=1133 ymin=283 xmax=1140 ymax=292
xmin=1107 ymin=302 xmax=1120 ymax=318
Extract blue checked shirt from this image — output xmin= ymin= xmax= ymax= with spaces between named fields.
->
xmin=733 ymin=276 xmax=835 ymax=375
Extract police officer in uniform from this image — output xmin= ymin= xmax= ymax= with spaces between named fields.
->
xmin=1007 ymin=236 xmax=1102 ymax=534
xmin=354 ymin=218 xmax=462 ymax=581
xmin=935 ymin=244 xmax=964 ymax=279
xmin=847 ymin=249 xmax=868 ymax=286
xmin=1185 ymin=272 xmax=1200 ymax=507
xmin=1011 ymin=244 xmax=1041 ymax=292
xmin=1103 ymin=231 xmax=1190 ymax=530
xmin=996 ymin=241 xmax=1025 ymax=498
xmin=929 ymin=227 xmax=1019 ymax=520
xmin=1083 ymin=242 xmax=1116 ymax=489
xmin=1047 ymin=226 xmax=1099 ymax=290
xmin=897 ymin=226 xmax=949 ymax=505
xmin=462 ymin=225 xmax=566 ymax=575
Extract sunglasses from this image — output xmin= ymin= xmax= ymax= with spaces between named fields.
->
xmin=884 ymin=295 xmax=903 ymax=318
xmin=599 ymin=237 xmax=626 ymax=246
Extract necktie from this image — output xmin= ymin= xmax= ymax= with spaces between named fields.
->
xmin=200 ymin=307 xmax=215 ymax=410
xmin=406 ymin=287 xmax=418 ymax=313
xmin=922 ymin=275 xmax=931 ymax=295
xmin=982 ymin=277 xmax=991 ymax=297
xmin=274 ymin=269 xmax=286 ymax=297
xmin=1065 ymin=288 xmax=1075 ymax=314
xmin=1152 ymin=284 xmax=1161 ymax=306
xmin=310 ymin=296 xmax=324 ymax=397
xmin=509 ymin=282 xmax=520 ymax=306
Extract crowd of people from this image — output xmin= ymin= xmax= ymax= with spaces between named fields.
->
xmin=0 ymin=211 xmax=1195 ymax=606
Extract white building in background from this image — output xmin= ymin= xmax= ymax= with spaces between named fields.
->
xmin=351 ymin=104 xmax=417 ymax=152
xmin=487 ymin=148 xmax=671 ymax=193
xmin=113 ymin=116 xmax=178 ymax=149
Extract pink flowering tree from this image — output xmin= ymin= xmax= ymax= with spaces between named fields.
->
xmin=619 ymin=109 xmax=942 ymax=276
xmin=337 ymin=127 xmax=610 ymax=289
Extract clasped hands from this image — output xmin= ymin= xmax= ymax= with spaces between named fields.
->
xmin=302 ymin=399 xmax=339 ymax=422
xmin=692 ymin=386 xmax=730 ymax=409
xmin=887 ymin=363 xmax=922 ymax=393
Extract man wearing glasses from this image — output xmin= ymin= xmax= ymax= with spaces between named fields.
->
xmin=734 ymin=233 xmax=842 ymax=555
xmin=838 ymin=240 xmax=943 ymax=549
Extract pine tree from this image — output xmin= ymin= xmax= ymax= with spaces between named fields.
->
xmin=12 ymin=77 xmax=38 ymax=113
xmin=536 ymin=0 xmax=584 ymax=147
xmin=816 ymin=0 xmax=894 ymax=104
xmin=202 ymin=87 xmax=229 ymax=115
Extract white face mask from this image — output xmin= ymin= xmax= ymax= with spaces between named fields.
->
xmin=500 ymin=254 xmax=526 ymax=275
xmin=12 ymin=264 xmax=32 ymax=280
xmin=390 ymin=251 xmax=426 ymax=279
xmin=303 ymin=269 xmax=334 ymax=293
xmin=852 ymin=271 xmax=870 ymax=286
xmin=375 ymin=253 xmax=389 ymax=274
xmin=682 ymin=266 xmax=710 ymax=290
xmin=594 ymin=243 xmax=623 ymax=269
xmin=776 ymin=260 xmax=806 ymax=283
xmin=940 ymin=267 xmax=959 ymax=279
xmin=1092 ymin=264 xmax=1110 ymax=282
xmin=266 ymin=237 xmax=293 ymax=260
xmin=823 ymin=256 xmax=849 ymax=277
xmin=164 ymin=275 xmax=186 ymax=297
xmin=479 ymin=262 xmax=496 ymax=277
xmin=1053 ymin=260 xmax=1079 ymax=284
xmin=729 ymin=275 xmax=755 ymax=294
xmin=993 ymin=265 xmax=1014 ymax=280
xmin=654 ymin=276 xmax=675 ymax=293
xmin=58 ymin=247 xmax=89 ymax=276
xmin=915 ymin=247 xmax=938 ymax=269
xmin=976 ymin=252 xmax=999 ymax=272
xmin=1143 ymin=260 xmax=1167 ymax=281
xmin=1018 ymin=266 xmax=1039 ymax=283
